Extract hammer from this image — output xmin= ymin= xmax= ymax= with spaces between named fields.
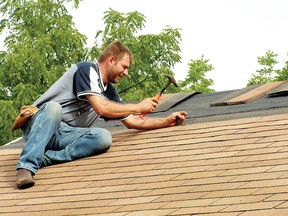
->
xmin=139 ymin=74 xmax=179 ymax=119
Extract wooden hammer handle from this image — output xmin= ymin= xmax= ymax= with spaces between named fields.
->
xmin=139 ymin=93 xmax=161 ymax=119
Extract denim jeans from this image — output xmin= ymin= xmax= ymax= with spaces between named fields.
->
xmin=16 ymin=101 xmax=112 ymax=174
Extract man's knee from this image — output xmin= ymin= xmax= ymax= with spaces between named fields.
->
xmin=90 ymin=128 xmax=112 ymax=152
xmin=44 ymin=101 xmax=62 ymax=120
xmin=100 ymin=128 xmax=112 ymax=150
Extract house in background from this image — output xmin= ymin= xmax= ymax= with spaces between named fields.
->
xmin=1 ymin=81 xmax=288 ymax=216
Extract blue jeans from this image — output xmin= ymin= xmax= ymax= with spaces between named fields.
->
xmin=16 ymin=101 xmax=112 ymax=174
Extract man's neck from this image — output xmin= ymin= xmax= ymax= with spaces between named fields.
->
xmin=98 ymin=63 xmax=107 ymax=85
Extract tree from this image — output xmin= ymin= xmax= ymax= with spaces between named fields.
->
xmin=0 ymin=2 xmax=215 ymax=145
xmin=247 ymin=50 xmax=288 ymax=86
xmin=88 ymin=9 xmax=183 ymax=101
xmin=0 ymin=0 xmax=87 ymax=145
xmin=247 ymin=50 xmax=280 ymax=85
xmin=180 ymin=55 xmax=215 ymax=93
xmin=275 ymin=54 xmax=288 ymax=81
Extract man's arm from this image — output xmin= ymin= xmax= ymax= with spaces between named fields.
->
xmin=122 ymin=111 xmax=188 ymax=130
xmin=86 ymin=95 xmax=159 ymax=118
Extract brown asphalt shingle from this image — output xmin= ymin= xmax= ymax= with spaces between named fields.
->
xmin=1 ymin=113 xmax=288 ymax=215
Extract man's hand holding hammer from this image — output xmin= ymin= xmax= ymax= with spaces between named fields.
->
xmin=137 ymin=97 xmax=187 ymax=126
xmin=121 ymin=74 xmax=187 ymax=130
xmin=137 ymin=97 xmax=159 ymax=114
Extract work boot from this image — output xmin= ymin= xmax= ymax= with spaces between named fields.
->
xmin=16 ymin=168 xmax=35 ymax=189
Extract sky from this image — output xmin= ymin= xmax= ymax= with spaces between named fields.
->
xmin=1 ymin=0 xmax=288 ymax=92
xmin=66 ymin=0 xmax=288 ymax=91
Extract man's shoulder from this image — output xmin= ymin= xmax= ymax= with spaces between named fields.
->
xmin=76 ymin=61 xmax=98 ymax=69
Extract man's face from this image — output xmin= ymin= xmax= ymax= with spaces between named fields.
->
xmin=109 ymin=54 xmax=130 ymax=84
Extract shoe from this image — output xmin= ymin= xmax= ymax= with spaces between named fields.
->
xmin=16 ymin=168 xmax=35 ymax=189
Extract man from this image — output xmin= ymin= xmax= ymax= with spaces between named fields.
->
xmin=16 ymin=41 xmax=187 ymax=189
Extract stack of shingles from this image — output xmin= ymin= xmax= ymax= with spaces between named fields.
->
xmin=1 ymin=112 xmax=288 ymax=215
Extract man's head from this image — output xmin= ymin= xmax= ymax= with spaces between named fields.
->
xmin=98 ymin=41 xmax=133 ymax=63
xmin=98 ymin=41 xmax=134 ymax=84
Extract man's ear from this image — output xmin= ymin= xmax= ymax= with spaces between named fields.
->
xmin=108 ymin=55 xmax=116 ymax=64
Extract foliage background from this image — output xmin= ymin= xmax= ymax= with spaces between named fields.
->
xmin=1 ymin=1 xmax=288 ymax=146
xmin=1 ymin=1 xmax=287 ymax=145
xmin=0 ymin=0 xmax=215 ymax=145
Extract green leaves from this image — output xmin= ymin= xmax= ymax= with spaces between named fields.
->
xmin=102 ymin=9 xmax=145 ymax=42
xmin=0 ymin=0 xmax=86 ymax=144
xmin=247 ymin=50 xmax=288 ymax=87
xmin=91 ymin=8 xmax=183 ymax=100
xmin=0 ymin=3 xmax=216 ymax=145
xmin=0 ymin=99 xmax=21 ymax=145
xmin=180 ymin=55 xmax=215 ymax=93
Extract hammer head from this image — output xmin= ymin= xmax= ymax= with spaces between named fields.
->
xmin=164 ymin=74 xmax=179 ymax=87
xmin=160 ymin=74 xmax=179 ymax=95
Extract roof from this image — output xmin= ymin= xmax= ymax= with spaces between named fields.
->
xmin=1 ymin=81 xmax=288 ymax=215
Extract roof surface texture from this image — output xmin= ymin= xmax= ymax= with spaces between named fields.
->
xmin=1 ymin=82 xmax=288 ymax=216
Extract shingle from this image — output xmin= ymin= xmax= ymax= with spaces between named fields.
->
xmin=239 ymin=208 xmax=288 ymax=216
xmin=2 ymin=84 xmax=288 ymax=215
xmin=153 ymin=92 xmax=200 ymax=112
xmin=221 ymin=201 xmax=283 ymax=212
xmin=267 ymin=81 xmax=288 ymax=97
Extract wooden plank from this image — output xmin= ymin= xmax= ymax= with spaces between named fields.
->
xmin=224 ymin=81 xmax=287 ymax=105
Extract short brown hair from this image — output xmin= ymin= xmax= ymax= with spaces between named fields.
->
xmin=97 ymin=41 xmax=133 ymax=63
